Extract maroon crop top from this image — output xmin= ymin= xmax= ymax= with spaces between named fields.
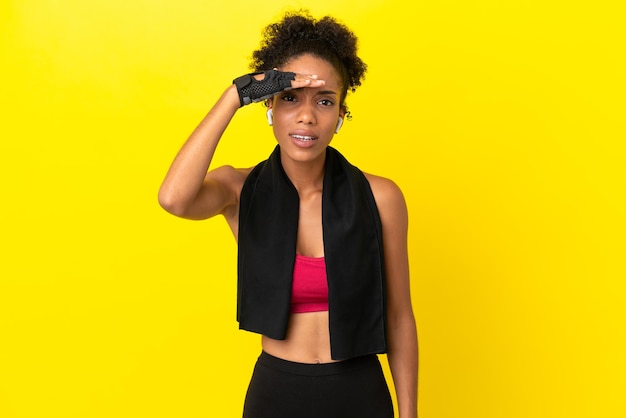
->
xmin=290 ymin=254 xmax=329 ymax=313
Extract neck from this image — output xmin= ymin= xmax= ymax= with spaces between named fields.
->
xmin=280 ymin=149 xmax=326 ymax=194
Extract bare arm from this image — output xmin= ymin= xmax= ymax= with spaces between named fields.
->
xmin=158 ymin=74 xmax=325 ymax=221
xmin=158 ymin=85 xmax=242 ymax=220
xmin=368 ymin=175 xmax=419 ymax=418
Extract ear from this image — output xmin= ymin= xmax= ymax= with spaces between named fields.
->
xmin=266 ymin=108 xmax=273 ymax=126
xmin=335 ymin=107 xmax=347 ymax=134
xmin=335 ymin=116 xmax=344 ymax=133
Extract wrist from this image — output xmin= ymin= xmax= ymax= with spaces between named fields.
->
xmin=222 ymin=85 xmax=242 ymax=113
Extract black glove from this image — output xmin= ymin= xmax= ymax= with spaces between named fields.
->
xmin=233 ymin=70 xmax=296 ymax=107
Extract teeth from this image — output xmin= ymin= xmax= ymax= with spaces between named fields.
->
xmin=292 ymin=135 xmax=316 ymax=141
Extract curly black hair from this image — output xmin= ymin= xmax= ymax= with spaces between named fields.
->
xmin=250 ymin=10 xmax=367 ymax=107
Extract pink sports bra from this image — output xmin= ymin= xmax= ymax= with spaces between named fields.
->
xmin=290 ymin=254 xmax=329 ymax=313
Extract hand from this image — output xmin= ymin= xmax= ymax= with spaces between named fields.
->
xmin=282 ymin=72 xmax=326 ymax=89
xmin=233 ymin=70 xmax=325 ymax=106
xmin=253 ymin=70 xmax=326 ymax=88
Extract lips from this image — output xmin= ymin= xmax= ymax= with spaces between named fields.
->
xmin=290 ymin=134 xmax=317 ymax=141
xmin=289 ymin=130 xmax=319 ymax=148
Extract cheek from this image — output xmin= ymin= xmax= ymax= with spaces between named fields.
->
xmin=272 ymin=110 xmax=291 ymax=127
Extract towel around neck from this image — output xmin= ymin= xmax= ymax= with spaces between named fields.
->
xmin=237 ymin=145 xmax=387 ymax=360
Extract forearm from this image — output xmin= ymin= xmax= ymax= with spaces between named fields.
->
xmin=387 ymin=313 xmax=419 ymax=418
xmin=158 ymin=85 xmax=240 ymax=214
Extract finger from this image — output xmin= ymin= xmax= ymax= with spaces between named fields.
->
xmin=291 ymin=80 xmax=326 ymax=90
xmin=272 ymin=68 xmax=317 ymax=79
xmin=291 ymin=74 xmax=325 ymax=88
xmin=293 ymin=73 xmax=320 ymax=81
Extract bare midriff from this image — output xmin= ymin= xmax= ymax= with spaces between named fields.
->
xmin=261 ymin=311 xmax=338 ymax=364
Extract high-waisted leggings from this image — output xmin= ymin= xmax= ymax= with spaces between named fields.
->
xmin=242 ymin=351 xmax=394 ymax=418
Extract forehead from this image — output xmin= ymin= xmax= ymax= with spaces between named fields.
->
xmin=280 ymin=54 xmax=341 ymax=90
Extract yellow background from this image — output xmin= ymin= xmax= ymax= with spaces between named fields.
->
xmin=1 ymin=0 xmax=624 ymax=417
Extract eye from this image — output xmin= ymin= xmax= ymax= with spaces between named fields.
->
xmin=318 ymin=99 xmax=335 ymax=106
xmin=281 ymin=93 xmax=297 ymax=102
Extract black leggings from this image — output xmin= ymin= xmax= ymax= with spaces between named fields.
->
xmin=243 ymin=351 xmax=394 ymax=418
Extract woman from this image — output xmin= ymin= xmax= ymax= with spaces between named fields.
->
xmin=159 ymin=11 xmax=418 ymax=418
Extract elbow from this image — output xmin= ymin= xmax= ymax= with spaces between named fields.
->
xmin=158 ymin=187 xmax=187 ymax=217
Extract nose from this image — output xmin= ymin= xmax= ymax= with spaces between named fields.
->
xmin=296 ymin=102 xmax=317 ymax=125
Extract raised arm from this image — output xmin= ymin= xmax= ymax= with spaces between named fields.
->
xmin=158 ymin=71 xmax=325 ymax=221
xmin=158 ymin=85 xmax=242 ymax=220
xmin=368 ymin=174 xmax=419 ymax=418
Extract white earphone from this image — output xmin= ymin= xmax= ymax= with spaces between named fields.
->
xmin=267 ymin=108 xmax=273 ymax=126
xmin=335 ymin=117 xmax=343 ymax=133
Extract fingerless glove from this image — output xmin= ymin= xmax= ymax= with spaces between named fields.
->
xmin=233 ymin=70 xmax=296 ymax=107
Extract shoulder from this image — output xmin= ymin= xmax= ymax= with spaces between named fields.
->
xmin=363 ymin=172 xmax=408 ymax=228
xmin=206 ymin=165 xmax=254 ymax=217
xmin=209 ymin=164 xmax=253 ymax=183
xmin=207 ymin=164 xmax=254 ymax=194
xmin=363 ymin=173 xmax=407 ymax=209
